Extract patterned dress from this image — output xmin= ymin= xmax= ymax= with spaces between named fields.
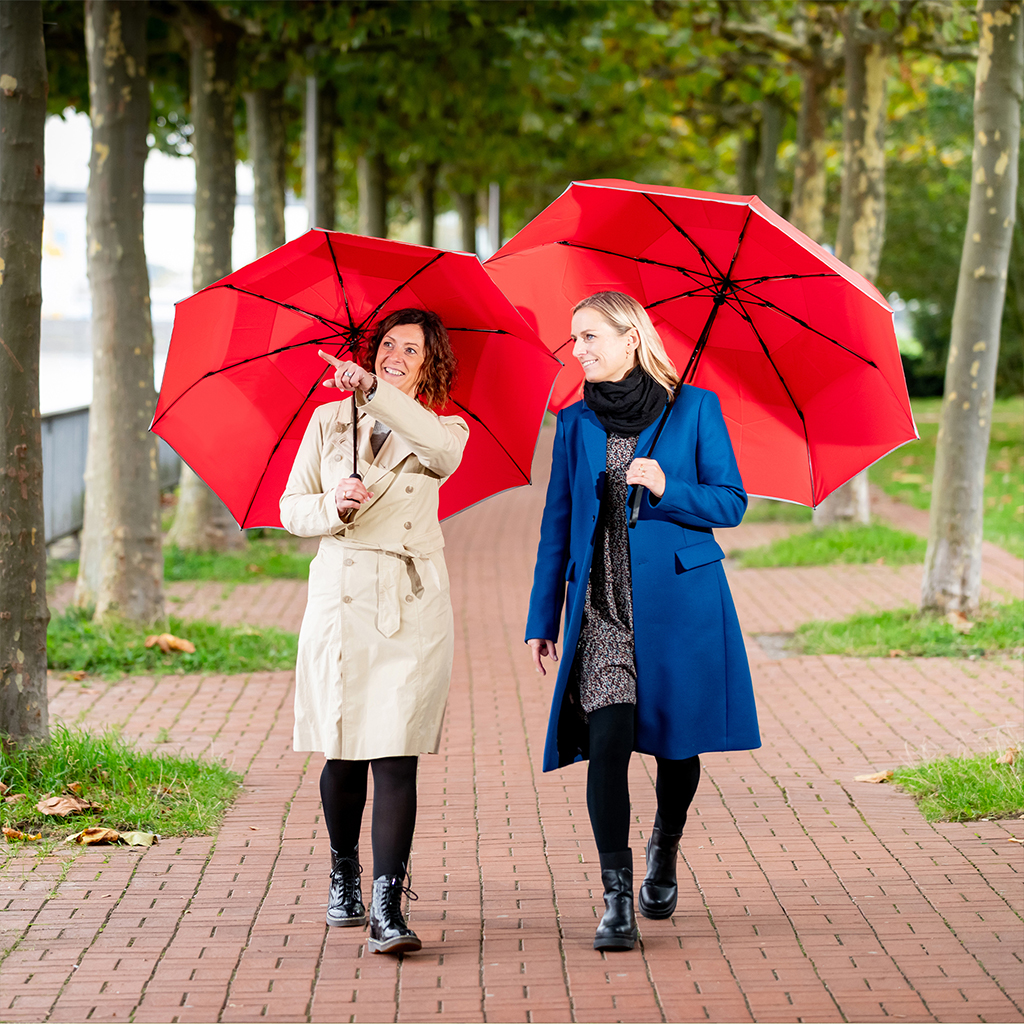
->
xmin=575 ymin=432 xmax=639 ymax=716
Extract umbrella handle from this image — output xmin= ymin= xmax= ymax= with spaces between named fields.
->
xmin=627 ymin=485 xmax=644 ymax=528
xmin=340 ymin=390 xmax=363 ymax=524
xmin=338 ymin=472 xmax=363 ymax=525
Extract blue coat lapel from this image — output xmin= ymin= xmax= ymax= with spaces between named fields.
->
xmin=579 ymin=405 xmax=608 ymax=490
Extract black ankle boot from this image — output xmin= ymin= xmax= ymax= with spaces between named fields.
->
xmin=368 ymin=872 xmax=421 ymax=954
xmin=638 ymin=827 xmax=682 ymax=919
xmin=593 ymin=851 xmax=638 ymax=951
xmin=326 ymin=848 xmax=365 ymax=927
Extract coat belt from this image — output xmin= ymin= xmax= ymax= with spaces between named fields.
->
xmin=376 ymin=549 xmax=425 ymax=638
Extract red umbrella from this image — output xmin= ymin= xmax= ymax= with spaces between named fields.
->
xmin=152 ymin=230 xmax=561 ymax=527
xmin=484 ymin=179 xmax=917 ymax=507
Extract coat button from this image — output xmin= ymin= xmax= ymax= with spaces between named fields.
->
xmin=344 ymin=558 xmax=353 ymax=566
xmin=334 ymin=454 xmax=342 ymax=461
xmin=404 ymin=521 xmax=412 ymax=530
xmin=405 ymin=594 xmax=413 ymax=603
xmin=343 ymin=595 xmax=352 ymax=603
xmin=405 ymin=485 xmax=414 ymax=493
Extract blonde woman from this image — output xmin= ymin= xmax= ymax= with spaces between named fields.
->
xmin=525 ymin=292 xmax=760 ymax=951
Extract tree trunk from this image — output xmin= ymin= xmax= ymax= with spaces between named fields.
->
xmin=921 ymin=0 xmax=1022 ymax=614
xmin=314 ymin=81 xmax=336 ymax=230
xmin=487 ymin=181 xmax=501 ymax=255
xmin=75 ymin=0 xmax=163 ymax=622
xmin=245 ymin=85 xmax=286 ymax=257
xmin=456 ymin=191 xmax=477 ymax=254
xmin=757 ymin=96 xmax=785 ymax=213
xmin=0 ymin=0 xmax=49 ymax=742
xmin=357 ymin=151 xmax=387 ymax=237
xmin=167 ymin=9 xmax=245 ymax=552
xmin=736 ymin=128 xmax=758 ymax=195
xmin=790 ymin=57 xmax=830 ymax=242
xmin=415 ymin=161 xmax=438 ymax=247
xmin=815 ymin=9 xmax=888 ymax=528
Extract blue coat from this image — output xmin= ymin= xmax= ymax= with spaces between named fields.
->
xmin=524 ymin=385 xmax=761 ymax=772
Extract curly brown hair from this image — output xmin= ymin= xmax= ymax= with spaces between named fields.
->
xmin=360 ymin=308 xmax=457 ymax=410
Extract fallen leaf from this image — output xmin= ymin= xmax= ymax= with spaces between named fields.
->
xmin=246 ymin=563 xmax=264 ymax=573
xmin=854 ymin=770 xmax=894 ymax=783
xmin=888 ymin=649 xmax=908 ymax=658
xmin=0 ymin=782 xmax=7 ymax=796
xmin=1008 ymin=836 xmax=1023 ymax=845
xmin=3 ymin=826 xmax=41 ymax=842
xmin=67 ymin=782 xmax=83 ymax=794
xmin=144 ymin=633 xmax=196 ymax=654
xmin=248 ymin=826 xmax=259 ymax=831
xmin=995 ymin=747 xmax=1018 ymax=765
xmin=36 ymin=795 xmax=100 ymax=817
xmin=5 ymin=793 xmax=26 ymax=805
xmin=875 ymin=557 xmax=886 ymax=566
xmin=65 ymin=670 xmax=87 ymax=681
xmin=945 ymin=610 xmax=974 ymax=634
xmin=119 ymin=831 xmax=157 ymax=847
xmin=66 ymin=827 xmax=121 ymax=845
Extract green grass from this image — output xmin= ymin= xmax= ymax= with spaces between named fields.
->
xmin=794 ymin=600 xmax=1024 ymax=658
xmin=741 ymin=499 xmax=814 ymax=524
xmin=892 ymin=751 xmax=1024 ymax=822
xmin=872 ymin=396 xmax=1023 ymax=558
xmin=47 ymin=537 xmax=315 ymax=594
xmin=0 ymin=725 xmax=241 ymax=838
xmin=735 ymin=522 xmax=927 ymax=568
xmin=47 ymin=608 xmax=298 ymax=680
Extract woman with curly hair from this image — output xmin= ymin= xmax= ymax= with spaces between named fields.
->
xmin=280 ymin=307 xmax=467 ymax=955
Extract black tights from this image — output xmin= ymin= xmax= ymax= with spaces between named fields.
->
xmin=586 ymin=703 xmax=701 ymax=854
xmin=319 ymin=756 xmax=418 ymax=878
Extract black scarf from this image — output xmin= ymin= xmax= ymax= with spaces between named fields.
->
xmin=584 ymin=365 xmax=667 ymax=435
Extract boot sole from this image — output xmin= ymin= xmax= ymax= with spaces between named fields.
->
xmin=594 ymin=930 xmax=638 ymax=951
xmin=326 ymin=912 xmax=366 ymax=928
xmin=369 ymin=934 xmax=422 ymax=954
xmin=638 ymin=892 xmax=677 ymax=920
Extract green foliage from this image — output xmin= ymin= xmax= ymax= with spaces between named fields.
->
xmin=741 ymin=499 xmax=813 ymax=524
xmin=47 ymin=610 xmax=298 ymax=680
xmin=0 ymin=725 xmax=241 ymax=838
xmin=794 ymin=600 xmax=1024 ymax=658
xmin=871 ymin=397 xmax=1024 ymax=558
xmin=164 ymin=539 xmax=313 ymax=582
xmin=892 ymin=751 xmax=1024 ymax=822
xmin=735 ymin=523 xmax=926 ymax=568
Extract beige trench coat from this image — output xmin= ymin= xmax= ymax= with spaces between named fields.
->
xmin=279 ymin=379 xmax=469 ymax=760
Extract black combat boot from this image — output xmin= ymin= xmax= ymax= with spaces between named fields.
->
xmin=638 ymin=827 xmax=682 ymax=919
xmin=368 ymin=872 xmax=421 ymax=954
xmin=326 ymin=848 xmax=365 ymax=927
xmin=593 ymin=850 xmax=638 ymax=951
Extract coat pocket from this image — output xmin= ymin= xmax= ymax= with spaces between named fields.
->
xmin=674 ymin=539 xmax=725 ymax=572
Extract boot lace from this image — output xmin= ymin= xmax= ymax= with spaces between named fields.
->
xmin=331 ymin=857 xmax=362 ymax=904
xmin=383 ymin=875 xmax=418 ymax=916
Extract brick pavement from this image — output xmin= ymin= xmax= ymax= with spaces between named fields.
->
xmin=7 ymin=428 xmax=1022 ymax=1023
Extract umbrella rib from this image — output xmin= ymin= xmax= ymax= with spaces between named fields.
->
xmin=730 ymin=290 xmax=878 ymax=367
xmin=150 ymin=333 xmax=351 ymax=431
xmin=448 ymin=397 xmax=531 ymax=485
xmin=641 ymin=194 xmax=726 ymax=281
xmin=554 ymin=240 xmax=713 ymax=290
xmin=323 ymin=231 xmax=358 ymax=336
xmin=731 ymin=271 xmax=837 ymax=285
xmin=445 ymin=326 xmax=514 ymax=335
xmin=239 ymin=368 xmax=342 ymax=528
xmin=731 ymin=300 xmax=816 ymax=502
xmin=355 ymin=251 xmax=448 ymax=334
xmin=645 ymin=283 xmax=722 ymax=309
xmin=219 ymin=283 xmax=349 ymax=331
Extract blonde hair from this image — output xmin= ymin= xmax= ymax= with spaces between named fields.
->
xmin=572 ymin=291 xmax=679 ymax=401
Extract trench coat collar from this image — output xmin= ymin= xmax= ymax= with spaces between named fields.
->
xmin=331 ymin=401 xmax=415 ymax=490
xmin=579 ymin=400 xmax=670 ymax=486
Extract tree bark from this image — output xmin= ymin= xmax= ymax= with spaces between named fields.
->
xmin=167 ymin=7 xmax=245 ymax=552
xmin=814 ymin=8 xmax=888 ymax=528
xmin=921 ymin=0 xmax=1022 ymax=614
xmin=736 ymin=128 xmax=758 ymax=195
xmin=756 ymin=96 xmax=785 ymax=213
xmin=314 ymin=80 xmax=336 ymax=230
xmin=75 ymin=0 xmax=163 ymax=622
xmin=415 ymin=161 xmax=438 ymax=247
xmin=357 ymin=151 xmax=387 ymax=237
xmin=790 ymin=57 xmax=830 ymax=242
xmin=245 ymin=85 xmax=286 ymax=257
xmin=0 ymin=0 xmax=49 ymax=742
xmin=456 ymin=191 xmax=477 ymax=254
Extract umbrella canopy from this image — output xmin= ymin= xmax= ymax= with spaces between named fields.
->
xmin=152 ymin=230 xmax=561 ymax=527
xmin=484 ymin=179 xmax=917 ymax=506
